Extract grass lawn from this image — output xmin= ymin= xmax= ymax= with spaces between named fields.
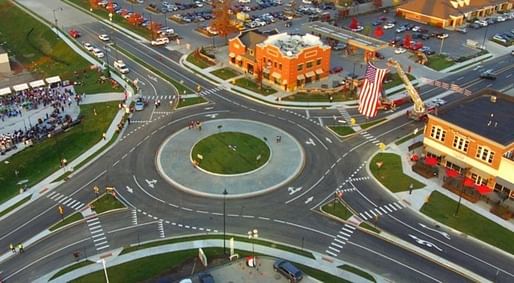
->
xmin=427 ymin=54 xmax=455 ymax=71
xmin=50 ymin=212 xmax=84 ymax=231
xmin=191 ymin=132 xmax=270 ymax=174
xmin=370 ymin=153 xmax=425 ymax=193
xmin=177 ymin=96 xmax=207 ymax=108
xmin=421 ymin=191 xmax=514 ymax=255
xmin=234 ymin=78 xmax=277 ymax=96
xmin=67 ymin=0 xmax=151 ymax=40
xmin=339 ymin=264 xmax=376 ymax=282
xmin=283 ymin=90 xmax=357 ymax=102
xmin=395 ymin=131 xmax=423 ymax=145
xmin=91 ymin=193 xmax=125 ymax=214
xmin=361 ymin=118 xmax=386 ymax=129
xmin=328 ymin=125 xmax=355 ymax=137
xmin=383 ymin=72 xmax=416 ymax=90
xmin=322 ymin=200 xmax=353 ymax=220
xmin=210 ymin=67 xmax=240 ymax=80
xmin=0 ymin=102 xmax=119 ymax=204
xmin=50 ymin=260 xmax=94 ymax=281
xmin=295 ymin=263 xmax=351 ymax=283
xmin=186 ymin=53 xmax=214 ymax=69
xmin=0 ymin=196 xmax=31 ymax=218
xmin=0 ymin=0 xmax=116 ymax=94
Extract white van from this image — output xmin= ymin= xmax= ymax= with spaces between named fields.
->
xmin=151 ymin=37 xmax=170 ymax=46
xmin=114 ymin=60 xmax=129 ymax=74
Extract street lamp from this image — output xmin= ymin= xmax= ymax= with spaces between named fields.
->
xmin=247 ymin=228 xmax=258 ymax=262
xmin=481 ymin=23 xmax=490 ymax=49
xmin=52 ymin=7 xmax=63 ymax=28
xmin=97 ymin=258 xmax=110 ymax=283
xmin=439 ymin=37 xmax=445 ymax=54
xmin=454 ymin=168 xmax=469 ymax=216
xmin=223 ymin=189 xmax=228 ymax=255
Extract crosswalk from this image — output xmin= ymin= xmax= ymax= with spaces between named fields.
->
xmin=361 ymin=130 xmax=380 ymax=144
xmin=86 ymin=215 xmax=109 ymax=251
xmin=335 ymin=105 xmax=353 ymax=125
xmin=350 ymin=176 xmax=371 ymax=182
xmin=46 ymin=191 xmax=85 ymax=211
xmin=142 ymin=87 xmax=222 ymax=102
xmin=158 ymin=220 xmax=165 ymax=238
xmin=326 ymin=223 xmax=356 ymax=257
xmin=197 ymin=86 xmax=223 ymax=97
xmin=358 ymin=201 xmax=406 ymax=221
xmin=131 ymin=209 xmax=138 ymax=225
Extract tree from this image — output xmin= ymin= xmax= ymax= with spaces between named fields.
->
xmin=374 ymin=26 xmax=384 ymax=38
xmin=210 ymin=0 xmax=238 ymax=41
xmin=255 ymin=64 xmax=263 ymax=89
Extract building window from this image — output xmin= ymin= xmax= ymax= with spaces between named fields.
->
xmin=471 ymin=173 xmax=487 ymax=185
xmin=316 ymin=58 xmax=321 ymax=65
xmin=306 ymin=61 xmax=313 ymax=68
xmin=297 ymin=64 xmax=303 ymax=71
xmin=279 ymin=63 xmax=282 ymax=70
xmin=274 ymin=61 xmax=277 ymax=68
xmin=430 ymin=126 xmax=446 ymax=142
xmin=452 ymin=136 xmax=469 ymax=152
xmin=249 ymin=49 xmax=254 ymax=56
xmin=476 ymin=146 xmax=495 ymax=164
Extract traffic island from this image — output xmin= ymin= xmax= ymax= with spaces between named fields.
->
xmin=369 ymin=153 xmax=425 ymax=193
xmin=191 ymin=132 xmax=270 ymax=175
xmin=328 ymin=125 xmax=355 ymax=137
xmin=233 ymin=78 xmax=277 ymax=96
xmin=49 ymin=212 xmax=84 ymax=231
xmin=177 ymin=96 xmax=207 ymax=109
xmin=210 ymin=67 xmax=240 ymax=80
xmin=90 ymin=193 xmax=125 ymax=214
xmin=321 ymin=200 xmax=380 ymax=234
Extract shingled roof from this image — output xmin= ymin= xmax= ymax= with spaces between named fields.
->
xmin=238 ymin=30 xmax=268 ymax=50
xmin=397 ymin=0 xmax=511 ymax=19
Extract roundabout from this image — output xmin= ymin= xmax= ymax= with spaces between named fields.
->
xmin=157 ymin=119 xmax=305 ymax=198
xmin=191 ymin=132 xmax=270 ymax=175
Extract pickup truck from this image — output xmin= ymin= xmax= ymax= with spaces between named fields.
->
xmin=114 ymin=60 xmax=129 ymax=74
xmin=151 ymin=37 xmax=170 ymax=46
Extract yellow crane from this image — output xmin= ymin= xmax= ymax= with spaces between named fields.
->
xmin=386 ymin=59 xmax=427 ymax=120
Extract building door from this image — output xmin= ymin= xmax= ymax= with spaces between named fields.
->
xmin=247 ymin=64 xmax=254 ymax=74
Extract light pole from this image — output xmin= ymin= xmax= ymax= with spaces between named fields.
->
xmin=481 ymin=23 xmax=490 ymax=49
xmin=223 ymin=189 xmax=228 ymax=255
xmin=439 ymin=37 xmax=445 ymax=54
xmin=454 ymin=168 xmax=469 ymax=216
xmin=52 ymin=7 xmax=63 ymax=28
xmin=97 ymin=259 xmax=110 ymax=283
xmin=247 ymin=229 xmax=258 ymax=262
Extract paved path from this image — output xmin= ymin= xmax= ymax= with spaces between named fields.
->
xmin=157 ymin=119 xmax=305 ymax=198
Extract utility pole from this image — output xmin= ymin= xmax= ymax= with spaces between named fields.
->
xmin=223 ymin=189 xmax=228 ymax=255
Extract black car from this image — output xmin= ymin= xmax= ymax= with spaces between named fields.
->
xmin=469 ymin=23 xmax=481 ymax=29
xmin=480 ymin=70 xmax=496 ymax=80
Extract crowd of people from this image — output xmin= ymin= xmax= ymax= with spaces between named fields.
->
xmin=0 ymin=85 xmax=82 ymax=154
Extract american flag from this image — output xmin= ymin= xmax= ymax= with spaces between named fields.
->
xmin=358 ymin=63 xmax=388 ymax=118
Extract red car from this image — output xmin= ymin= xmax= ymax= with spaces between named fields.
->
xmin=68 ymin=29 xmax=80 ymax=38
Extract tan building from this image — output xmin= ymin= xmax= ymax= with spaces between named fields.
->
xmin=0 ymin=47 xmax=11 ymax=74
xmin=397 ymin=0 xmax=514 ymax=28
xmin=228 ymin=30 xmax=331 ymax=92
xmin=423 ymin=90 xmax=514 ymax=199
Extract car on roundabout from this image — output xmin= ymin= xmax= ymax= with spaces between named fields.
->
xmin=135 ymin=98 xmax=146 ymax=111
xmin=394 ymin=47 xmax=407 ymax=54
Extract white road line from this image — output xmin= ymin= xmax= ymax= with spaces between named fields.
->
xmin=340 ymin=232 xmax=351 ymax=237
xmin=326 ymin=250 xmax=338 ymax=257
xmin=75 ymin=203 xmax=85 ymax=210
xmin=379 ymin=207 xmax=387 ymax=213
xmin=333 ymin=238 xmax=346 ymax=245
xmin=286 ymin=175 xmax=324 ymax=204
xmin=93 ymin=236 xmax=107 ymax=242
xmin=71 ymin=202 xmax=82 ymax=209
xmin=91 ymin=232 xmax=105 ymax=238
xmin=54 ymin=195 xmax=65 ymax=202
xmin=374 ymin=208 xmax=383 ymax=215
xmin=258 ymin=216 xmax=270 ymax=220
xmin=342 ymin=228 xmax=354 ymax=234
xmin=88 ymin=221 xmax=100 ymax=227
xmin=67 ymin=200 xmax=77 ymax=207
xmin=47 ymin=191 xmax=56 ymax=198
xmin=369 ymin=210 xmax=377 ymax=217
xmin=384 ymin=206 xmax=393 ymax=213
xmin=50 ymin=193 xmax=61 ymax=200
xmin=96 ymin=245 xmax=110 ymax=250
xmin=394 ymin=202 xmax=403 ymax=209
xmin=332 ymin=242 xmax=344 ymax=249
xmin=95 ymin=240 xmax=108 ymax=246
xmin=86 ymin=217 xmax=98 ymax=223
xmin=388 ymin=204 xmax=398 ymax=211
xmin=328 ymin=246 xmax=340 ymax=253
xmin=336 ymin=235 xmax=349 ymax=241
xmin=364 ymin=211 xmax=373 ymax=219
xmin=359 ymin=213 xmax=367 ymax=220
xmin=61 ymin=198 xmax=73 ymax=206
xmin=344 ymin=224 xmax=356 ymax=230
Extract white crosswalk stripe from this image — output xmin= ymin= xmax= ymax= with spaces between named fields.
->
xmin=85 ymin=214 xmax=110 ymax=251
xmin=47 ymin=191 xmax=57 ymax=198
xmin=332 ymin=242 xmax=344 ymax=249
xmin=328 ymin=246 xmax=340 ymax=253
xmin=67 ymin=200 xmax=77 ymax=207
xmin=359 ymin=202 xmax=406 ymax=221
xmin=158 ymin=220 xmax=165 ymax=238
xmin=46 ymin=193 xmax=84 ymax=211
xmin=131 ymin=209 xmax=138 ymax=225
xmin=388 ymin=204 xmax=398 ymax=211
xmin=325 ymin=224 xmax=356 ymax=257
xmin=53 ymin=194 xmax=65 ymax=202
xmin=393 ymin=202 xmax=403 ymax=209
xmin=326 ymin=250 xmax=338 ymax=257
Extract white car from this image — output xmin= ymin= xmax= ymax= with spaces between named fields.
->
xmin=92 ymin=48 xmax=105 ymax=58
xmin=302 ymin=0 xmax=312 ymax=3
xmin=351 ymin=25 xmax=364 ymax=32
xmin=151 ymin=37 xmax=169 ymax=46
xmin=496 ymin=16 xmax=506 ymax=22
xmin=98 ymin=34 xmax=110 ymax=41
xmin=411 ymin=25 xmax=421 ymax=32
xmin=114 ymin=60 xmax=129 ymax=74
xmin=475 ymin=20 xmax=488 ymax=27
xmin=394 ymin=47 xmax=406 ymax=54
xmin=239 ymin=0 xmax=251 ymax=2
xmin=436 ymin=33 xmax=449 ymax=39
xmin=383 ymin=23 xmax=395 ymax=29
xmin=83 ymin=42 xmax=94 ymax=51
xmin=432 ymin=98 xmax=446 ymax=106
xmin=135 ymin=98 xmax=145 ymax=111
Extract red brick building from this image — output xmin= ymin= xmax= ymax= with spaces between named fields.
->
xmin=228 ymin=31 xmax=331 ymax=92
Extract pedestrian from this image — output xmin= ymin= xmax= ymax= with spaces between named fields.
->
xmin=102 ymin=132 xmax=107 ymax=140
xmin=10 ymin=243 xmax=16 ymax=253
xmin=409 ymin=183 xmax=414 ymax=195
xmin=127 ymin=117 xmax=131 ymax=125
xmin=18 ymin=243 xmax=24 ymax=254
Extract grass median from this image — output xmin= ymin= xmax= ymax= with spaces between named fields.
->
xmin=210 ymin=67 xmax=240 ymax=80
xmin=234 ymin=78 xmax=276 ymax=95
xmin=427 ymin=54 xmax=455 ymax=71
xmin=322 ymin=200 xmax=380 ymax=233
xmin=186 ymin=52 xmax=214 ymax=69
xmin=339 ymin=264 xmax=376 ymax=282
xmin=421 ymin=191 xmax=514 ymax=255
xmin=0 ymin=0 xmax=116 ymax=94
xmin=177 ymin=96 xmax=207 ymax=108
xmin=283 ymin=90 xmax=357 ymax=102
xmin=91 ymin=193 xmax=125 ymax=214
xmin=370 ymin=153 xmax=425 ymax=193
xmin=361 ymin=118 xmax=386 ymax=129
xmin=50 ymin=212 xmax=84 ymax=231
xmin=328 ymin=125 xmax=355 ymax=137
xmin=0 ymin=102 xmax=119 ymax=204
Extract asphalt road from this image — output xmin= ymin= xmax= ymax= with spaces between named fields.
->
xmin=2 ymin=1 xmax=514 ymax=282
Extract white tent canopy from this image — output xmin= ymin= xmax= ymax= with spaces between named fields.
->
xmin=12 ymin=83 xmax=29 ymax=92
xmin=0 ymin=87 xmax=11 ymax=96
xmin=45 ymin=76 xmax=61 ymax=84
xmin=29 ymin=80 xmax=46 ymax=88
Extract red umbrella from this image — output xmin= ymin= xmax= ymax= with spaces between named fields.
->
xmin=463 ymin=178 xmax=474 ymax=187
xmin=349 ymin=17 xmax=359 ymax=30
xmin=475 ymin=184 xmax=493 ymax=195
xmin=403 ymin=33 xmax=412 ymax=49
xmin=446 ymin=168 xmax=459 ymax=177
xmin=374 ymin=26 xmax=384 ymax=38
xmin=424 ymin=156 xmax=438 ymax=166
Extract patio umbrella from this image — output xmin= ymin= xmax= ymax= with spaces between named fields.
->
xmin=349 ymin=17 xmax=359 ymax=30
xmin=424 ymin=156 xmax=438 ymax=166
xmin=374 ymin=26 xmax=384 ymax=38
xmin=475 ymin=184 xmax=493 ymax=195
xmin=463 ymin=177 xmax=474 ymax=187
xmin=446 ymin=168 xmax=459 ymax=177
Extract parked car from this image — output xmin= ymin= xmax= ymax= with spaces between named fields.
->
xmin=68 ymin=29 xmax=81 ymax=38
xmin=274 ymin=259 xmax=303 ymax=282
xmin=469 ymin=23 xmax=481 ymax=29
xmin=330 ymin=66 xmax=343 ymax=74
xmin=475 ymin=19 xmax=488 ymax=27
xmin=511 ymin=50 xmax=514 ymax=56
xmin=480 ymin=69 xmax=496 ymax=80
xmin=383 ymin=22 xmax=395 ymax=29
xmin=411 ymin=25 xmax=421 ymax=32
xmin=395 ymin=26 xmax=407 ymax=33
xmin=92 ymin=48 xmax=105 ymax=58
xmin=492 ymin=34 xmax=508 ymax=44
xmin=351 ymin=25 xmax=364 ymax=32
xmin=333 ymin=42 xmax=347 ymax=50
xmin=436 ymin=33 xmax=449 ymax=39
xmin=496 ymin=15 xmax=506 ymax=22
xmin=394 ymin=47 xmax=407 ymax=54
xmin=98 ymin=34 xmax=110 ymax=41
xmin=114 ymin=60 xmax=129 ymax=74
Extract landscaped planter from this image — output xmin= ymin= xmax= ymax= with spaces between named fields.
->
xmin=412 ymin=162 xmax=437 ymax=179
xmin=442 ymin=182 xmax=480 ymax=203
xmin=490 ymin=205 xmax=513 ymax=220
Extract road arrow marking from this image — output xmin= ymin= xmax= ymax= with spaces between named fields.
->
xmin=147 ymin=75 xmax=158 ymax=82
xmin=419 ymin=223 xmax=451 ymax=240
xmin=325 ymin=137 xmax=332 ymax=143
xmin=139 ymin=79 xmax=146 ymax=86
xmin=204 ymin=107 xmax=214 ymax=110
xmin=288 ymin=187 xmax=302 ymax=195
xmin=145 ymin=179 xmax=157 ymax=188
xmin=305 ymin=196 xmax=314 ymax=204
xmin=126 ymin=186 xmax=133 ymax=193
xmin=305 ymin=138 xmax=316 ymax=146
xmin=205 ymin=113 xmax=218 ymax=118
xmin=409 ymin=234 xmax=443 ymax=252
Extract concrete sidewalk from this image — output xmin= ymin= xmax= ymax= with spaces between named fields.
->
xmin=41 ymin=239 xmax=378 ymax=283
